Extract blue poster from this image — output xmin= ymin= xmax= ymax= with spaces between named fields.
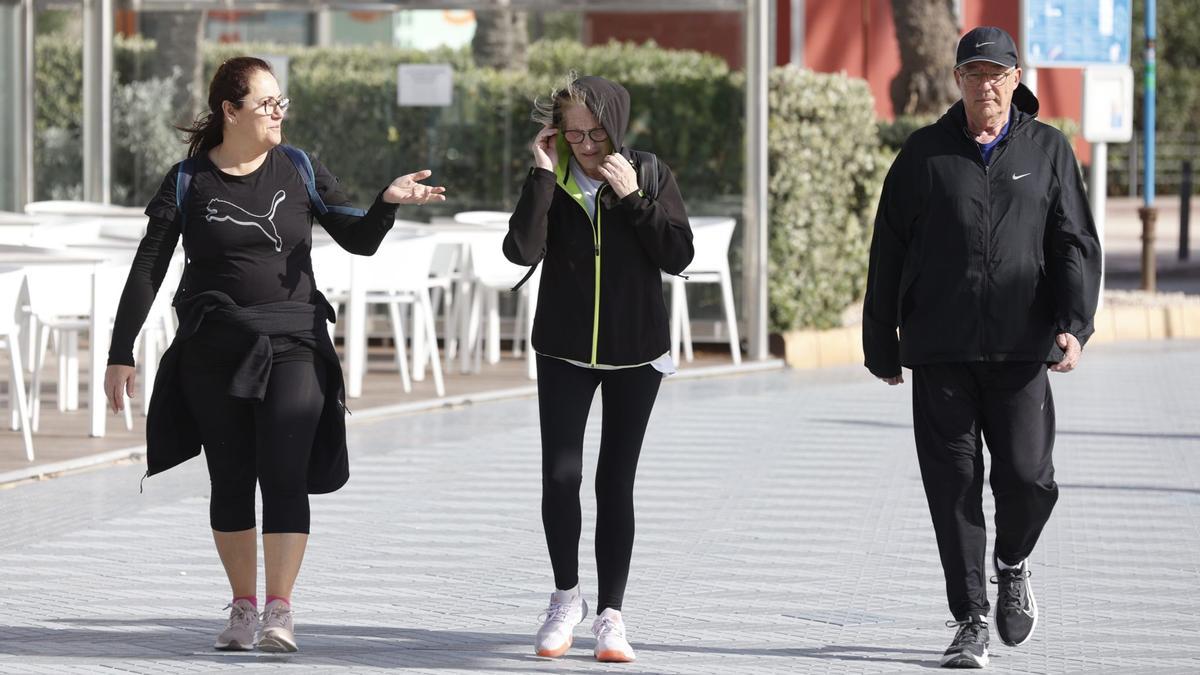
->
xmin=1023 ymin=0 xmax=1132 ymax=67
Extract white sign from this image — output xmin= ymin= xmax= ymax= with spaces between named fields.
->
xmin=397 ymin=64 xmax=453 ymax=107
xmin=1082 ymin=65 xmax=1133 ymax=143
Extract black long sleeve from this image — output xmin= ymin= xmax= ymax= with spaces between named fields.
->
xmin=1047 ymin=138 xmax=1102 ymax=346
xmin=108 ymin=216 xmax=180 ymax=366
xmin=862 ymin=149 xmax=915 ymax=379
xmin=503 ymin=167 xmax=555 ymax=266
xmin=311 ymin=156 xmax=399 ymax=255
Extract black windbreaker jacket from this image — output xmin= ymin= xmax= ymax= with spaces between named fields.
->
xmin=504 ymin=76 xmax=694 ymax=367
xmin=863 ymin=90 xmax=1101 ymax=378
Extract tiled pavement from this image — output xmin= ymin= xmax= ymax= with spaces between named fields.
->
xmin=1 ymin=340 xmax=1198 ymax=674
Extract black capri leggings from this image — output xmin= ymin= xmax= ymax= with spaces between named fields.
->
xmin=179 ymin=332 xmax=327 ymax=534
xmin=536 ymin=353 xmax=663 ymax=613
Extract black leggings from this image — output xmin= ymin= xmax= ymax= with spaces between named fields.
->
xmin=179 ymin=336 xmax=327 ymax=535
xmin=536 ymin=353 xmax=663 ymax=612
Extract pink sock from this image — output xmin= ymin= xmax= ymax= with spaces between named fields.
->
xmin=233 ymin=595 xmax=257 ymax=608
xmin=266 ymin=595 xmax=290 ymax=607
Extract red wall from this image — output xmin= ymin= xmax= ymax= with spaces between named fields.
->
xmin=584 ymin=12 xmax=746 ymax=70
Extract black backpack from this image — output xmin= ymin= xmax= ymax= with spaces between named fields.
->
xmin=511 ymin=151 xmax=660 ymax=291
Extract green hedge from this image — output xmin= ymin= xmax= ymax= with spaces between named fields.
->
xmin=200 ymin=40 xmax=743 ymax=216
xmin=768 ymin=67 xmax=889 ymax=332
xmin=33 ymin=35 xmax=169 ymax=202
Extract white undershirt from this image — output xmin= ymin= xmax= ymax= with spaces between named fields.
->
xmin=570 ymin=158 xmax=603 ymax=221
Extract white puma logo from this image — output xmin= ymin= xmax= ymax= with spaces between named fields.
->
xmin=1012 ymin=172 xmax=1031 ymax=181
xmin=205 ymin=190 xmax=286 ymax=252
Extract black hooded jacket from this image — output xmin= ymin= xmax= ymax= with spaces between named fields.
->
xmin=504 ymin=76 xmax=694 ymax=367
xmin=863 ymin=87 xmax=1101 ymax=378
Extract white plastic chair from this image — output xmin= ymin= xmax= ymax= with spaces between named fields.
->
xmin=668 ymin=217 xmax=741 ymax=365
xmin=318 ymin=236 xmax=447 ymax=397
xmin=0 ymin=267 xmax=34 ymax=461
xmin=23 ymin=264 xmax=134 ymax=431
xmin=420 ymin=242 xmax=463 ymax=366
xmin=462 ymin=231 xmax=539 ymax=379
xmin=310 ymin=241 xmax=351 ymax=344
xmin=359 ymin=236 xmax=445 ymax=396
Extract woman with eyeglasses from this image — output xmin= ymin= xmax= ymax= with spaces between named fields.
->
xmin=504 ymin=75 xmax=693 ymax=663
xmin=103 ymin=56 xmax=445 ymax=653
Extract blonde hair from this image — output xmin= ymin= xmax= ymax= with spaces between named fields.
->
xmin=531 ymin=71 xmax=605 ymax=128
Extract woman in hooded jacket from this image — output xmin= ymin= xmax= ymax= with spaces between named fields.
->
xmin=504 ymin=74 xmax=694 ymax=663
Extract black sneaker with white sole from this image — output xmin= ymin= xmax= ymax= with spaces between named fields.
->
xmin=992 ymin=557 xmax=1037 ymax=646
xmin=940 ymin=616 xmax=989 ymax=669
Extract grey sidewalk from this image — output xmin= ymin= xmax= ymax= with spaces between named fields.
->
xmin=1 ymin=340 xmax=1198 ymax=674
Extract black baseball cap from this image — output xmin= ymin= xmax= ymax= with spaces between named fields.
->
xmin=956 ymin=26 xmax=1018 ymax=69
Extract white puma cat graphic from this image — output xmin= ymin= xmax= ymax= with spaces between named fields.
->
xmin=204 ymin=190 xmax=286 ymax=252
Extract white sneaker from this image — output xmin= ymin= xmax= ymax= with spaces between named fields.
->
xmin=256 ymin=599 xmax=298 ymax=653
xmin=535 ymin=586 xmax=588 ymax=657
xmin=592 ymin=608 xmax=636 ymax=663
xmin=214 ymin=599 xmax=257 ymax=651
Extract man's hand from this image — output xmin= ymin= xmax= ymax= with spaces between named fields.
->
xmin=1050 ymin=332 xmax=1081 ymax=373
xmin=879 ymin=374 xmax=904 ymax=386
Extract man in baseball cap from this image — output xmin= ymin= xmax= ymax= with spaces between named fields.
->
xmin=863 ymin=24 xmax=1100 ymax=669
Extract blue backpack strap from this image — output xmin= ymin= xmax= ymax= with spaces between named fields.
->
xmin=280 ymin=144 xmax=366 ymax=218
xmin=174 ymin=158 xmax=196 ymax=231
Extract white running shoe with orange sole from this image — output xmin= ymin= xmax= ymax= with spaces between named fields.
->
xmin=592 ymin=608 xmax=636 ymax=663
xmin=535 ymin=587 xmax=588 ymax=658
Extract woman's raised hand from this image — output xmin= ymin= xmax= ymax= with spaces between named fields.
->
xmin=383 ymin=170 xmax=447 ymax=205
xmin=531 ymin=126 xmax=558 ymax=172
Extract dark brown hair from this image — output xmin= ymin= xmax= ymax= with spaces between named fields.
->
xmin=177 ymin=56 xmax=274 ymax=158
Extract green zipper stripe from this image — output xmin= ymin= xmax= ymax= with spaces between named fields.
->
xmin=591 ymin=203 xmax=602 ymax=366
xmin=554 ymin=139 xmax=604 ymax=367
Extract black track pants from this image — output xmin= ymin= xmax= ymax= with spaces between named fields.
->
xmin=912 ymin=362 xmax=1059 ymax=621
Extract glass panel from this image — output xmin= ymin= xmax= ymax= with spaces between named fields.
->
xmin=0 ymin=0 xmax=20 ymax=211
xmin=33 ymin=8 xmax=84 ymax=201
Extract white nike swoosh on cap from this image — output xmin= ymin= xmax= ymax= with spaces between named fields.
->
xmin=976 ymin=41 xmax=996 ymax=48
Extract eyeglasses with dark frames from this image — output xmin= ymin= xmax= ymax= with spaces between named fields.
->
xmin=562 ymin=127 xmax=609 ymax=144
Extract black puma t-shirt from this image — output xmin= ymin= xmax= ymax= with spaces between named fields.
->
xmin=108 ymin=146 xmax=399 ymax=366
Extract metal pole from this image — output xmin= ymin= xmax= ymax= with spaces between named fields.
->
xmin=742 ymin=0 xmax=769 ymax=360
xmin=1090 ymin=142 xmax=1107 ymax=311
xmin=1139 ymin=0 xmax=1157 ymax=291
xmin=1129 ymin=131 xmax=1137 ymax=197
xmin=20 ymin=0 xmax=33 ymax=208
xmin=1181 ymin=160 xmax=1192 ymax=261
xmin=790 ymin=0 xmax=804 ymax=66
xmin=82 ymin=0 xmax=113 ymax=204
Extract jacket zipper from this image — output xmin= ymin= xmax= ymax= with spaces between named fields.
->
xmin=555 ymin=172 xmax=605 ymax=367
xmin=590 ymin=185 xmax=605 ymax=366
xmin=970 ymin=127 xmax=1016 ymax=360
